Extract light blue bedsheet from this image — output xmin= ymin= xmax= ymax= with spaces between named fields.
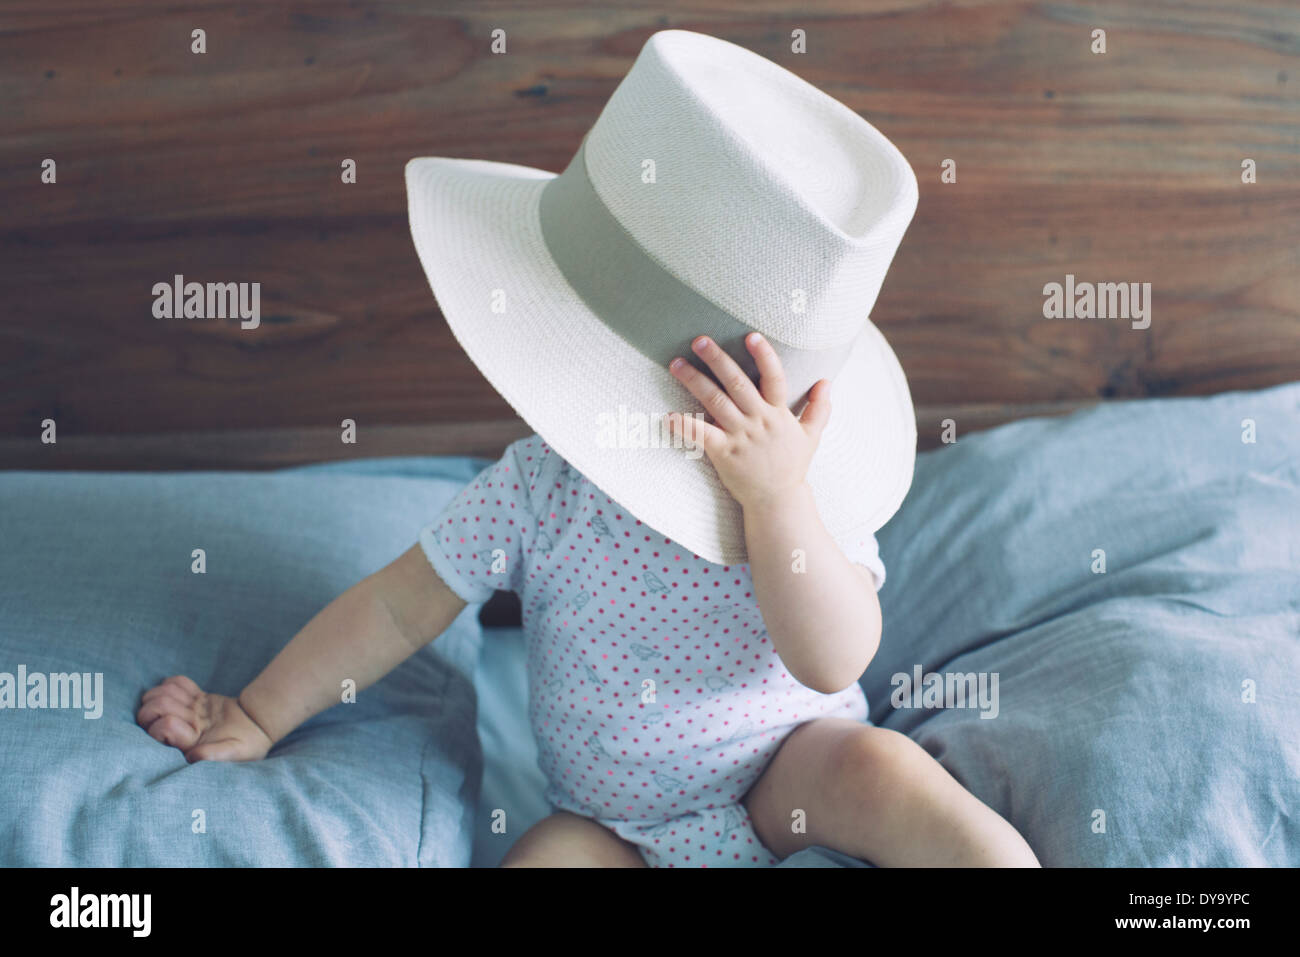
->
xmin=0 ymin=460 xmax=487 ymax=866
xmin=1 ymin=383 xmax=1296 ymax=866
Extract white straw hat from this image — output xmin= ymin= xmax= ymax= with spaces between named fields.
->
xmin=406 ymin=29 xmax=918 ymax=566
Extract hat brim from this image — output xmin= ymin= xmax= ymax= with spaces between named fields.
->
xmin=406 ymin=155 xmax=916 ymax=566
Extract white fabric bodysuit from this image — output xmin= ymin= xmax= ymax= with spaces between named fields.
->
xmin=419 ymin=435 xmax=883 ymax=867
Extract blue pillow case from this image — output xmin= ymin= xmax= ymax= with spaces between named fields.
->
xmin=0 ymin=459 xmax=487 ymax=866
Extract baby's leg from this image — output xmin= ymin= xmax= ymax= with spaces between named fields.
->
xmin=499 ymin=811 xmax=648 ymax=868
xmin=743 ymin=718 xmax=1040 ymax=867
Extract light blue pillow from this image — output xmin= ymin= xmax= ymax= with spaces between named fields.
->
xmin=0 ymin=459 xmax=489 ymax=866
xmin=860 ymin=383 xmax=1300 ymax=866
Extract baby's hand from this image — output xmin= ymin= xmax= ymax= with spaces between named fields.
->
xmin=667 ymin=333 xmax=831 ymax=511
xmin=136 ymin=675 xmax=274 ymax=763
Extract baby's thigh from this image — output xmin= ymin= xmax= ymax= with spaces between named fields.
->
xmin=499 ymin=811 xmax=648 ymax=868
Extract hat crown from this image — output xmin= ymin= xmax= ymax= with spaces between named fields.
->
xmin=581 ymin=30 xmax=918 ymax=350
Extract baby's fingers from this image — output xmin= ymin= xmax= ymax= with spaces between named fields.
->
xmin=138 ymin=687 xmax=201 ymax=743
xmin=140 ymin=682 xmax=196 ymax=712
xmin=670 ymin=355 xmax=745 ymax=432
xmin=160 ymin=674 xmax=203 ymax=698
xmin=666 ymin=411 xmax=725 ymax=458
xmin=798 ymin=379 xmax=833 ymax=443
xmin=746 ymin=332 xmax=788 ymax=408
xmin=141 ymin=708 xmax=201 ymax=751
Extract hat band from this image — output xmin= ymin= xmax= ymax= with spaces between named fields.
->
xmin=538 ymin=134 xmax=858 ymax=409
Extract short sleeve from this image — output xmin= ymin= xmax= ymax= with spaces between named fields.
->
xmin=418 ymin=435 xmax=550 ymax=603
xmin=839 ymin=529 xmax=887 ymax=592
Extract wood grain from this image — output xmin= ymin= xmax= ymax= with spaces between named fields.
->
xmin=0 ymin=399 xmax=1099 ymax=469
xmin=1 ymin=2 xmax=1297 ymax=470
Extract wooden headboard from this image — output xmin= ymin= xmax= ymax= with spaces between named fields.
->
xmin=2 ymin=2 xmax=1297 ymax=470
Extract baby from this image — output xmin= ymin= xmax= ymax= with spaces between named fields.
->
xmin=136 ymin=332 xmax=1039 ymax=868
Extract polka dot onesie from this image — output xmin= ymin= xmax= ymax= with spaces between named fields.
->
xmin=419 ymin=435 xmax=885 ymax=867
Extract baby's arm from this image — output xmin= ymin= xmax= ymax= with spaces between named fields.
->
xmin=136 ymin=544 xmax=465 ymax=761
xmin=741 ymin=487 xmax=882 ymax=693
xmin=668 ymin=333 xmax=882 ymax=694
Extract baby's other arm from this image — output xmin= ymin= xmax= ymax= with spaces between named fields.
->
xmin=136 ymin=544 xmax=466 ymax=761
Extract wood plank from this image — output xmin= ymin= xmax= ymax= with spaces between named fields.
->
xmin=0 ymin=401 xmax=1096 ymax=470
xmin=0 ymin=420 xmax=534 ymax=471
xmin=1 ymin=2 xmax=1297 ymax=455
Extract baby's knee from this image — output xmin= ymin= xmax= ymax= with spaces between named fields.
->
xmin=827 ymin=726 xmax=926 ymax=806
